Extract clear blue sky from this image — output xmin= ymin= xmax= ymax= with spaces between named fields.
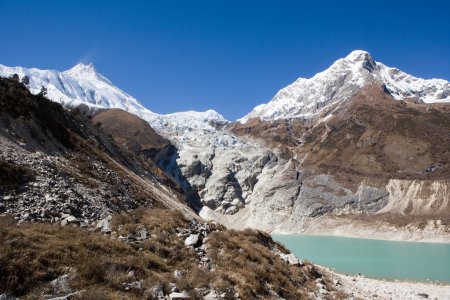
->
xmin=0 ymin=0 xmax=449 ymax=120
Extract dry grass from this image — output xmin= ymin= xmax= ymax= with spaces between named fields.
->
xmin=0 ymin=208 xmax=344 ymax=299
xmin=0 ymin=215 xmax=162 ymax=299
xmin=207 ymin=229 xmax=320 ymax=299
xmin=0 ymin=159 xmax=34 ymax=192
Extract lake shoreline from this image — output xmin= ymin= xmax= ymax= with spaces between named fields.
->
xmin=318 ymin=265 xmax=450 ymax=300
xmin=272 ymin=230 xmax=450 ymax=244
xmin=272 ymin=234 xmax=450 ymax=284
xmin=271 ymin=215 xmax=450 ymax=244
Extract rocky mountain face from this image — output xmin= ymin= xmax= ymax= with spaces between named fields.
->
xmin=2 ymin=51 xmax=449 ymax=238
xmin=154 ymin=51 xmax=450 ymax=236
xmin=228 ymin=84 xmax=450 ymax=234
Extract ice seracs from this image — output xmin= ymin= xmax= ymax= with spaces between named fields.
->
xmin=149 ymin=109 xmax=228 ymax=132
xmin=239 ymin=50 xmax=450 ymax=123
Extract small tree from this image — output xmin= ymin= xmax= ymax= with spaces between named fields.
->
xmin=38 ymin=86 xmax=48 ymax=97
xmin=10 ymin=74 xmax=19 ymax=82
xmin=21 ymin=75 xmax=30 ymax=86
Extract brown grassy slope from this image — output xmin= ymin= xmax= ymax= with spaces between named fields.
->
xmin=229 ymin=118 xmax=308 ymax=160
xmin=299 ymin=85 xmax=450 ymax=181
xmin=0 ymin=209 xmax=341 ymax=300
xmin=92 ymin=109 xmax=170 ymax=156
xmin=91 ymin=108 xmax=194 ymax=204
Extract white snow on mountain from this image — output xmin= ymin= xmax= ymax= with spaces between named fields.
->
xmin=239 ymin=50 xmax=450 ymax=123
xmin=149 ymin=109 xmax=228 ymax=132
xmin=0 ymin=63 xmax=229 ymax=130
xmin=0 ymin=63 xmax=158 ymax=121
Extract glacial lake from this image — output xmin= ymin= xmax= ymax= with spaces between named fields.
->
xmin=272 ymin=234 xmax=450 ymax=283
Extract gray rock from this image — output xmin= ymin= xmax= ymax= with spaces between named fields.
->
xmin=169 ymin=291 xmax=190 ymax=300
xmin=96 ymin=216 xmax=112 ymax=234
xmin=174 ymin=270 xmax=183 ymax=278
xmin=0 ymin=294 xmax=18 ymax=300
xmin=203 ymin=291 xmax=220 ymax=300
xmin=184 ymin=234 xmax=200 ymax=247
xmin=61 ymin=215 xmax=78 ymax=226
xmin=50 ymin=274 xmax=72 ymax=294
xmin=45 ymin=292 xmax=78 ymax=300
xmin=147 ymin=285 xmax=165 ymax=299
xmin=279 ymin=253 xmax=303 ymax=266
xmin=138 ymin=228 xmax=148 ymax=239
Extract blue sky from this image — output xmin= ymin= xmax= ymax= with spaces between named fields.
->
xmin=0 ymin=0 xmax=449 ymax=120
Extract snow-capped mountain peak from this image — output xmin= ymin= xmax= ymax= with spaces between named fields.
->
xmin=64 ymin=63 xmax=112 ymax=84
xmin=239 ymin=50 xmax=450 ymax=123
xmin=67 ymin=62 xmax=95 ymax=72
xmin=344 ymin=50 xmax=373 ymax=63
xmin=342 ymin=50 xmax=377 ymax=72
xmin=65 ymin=62 xmax=96 ymax=75
xmin=0 ymin=63 xmax=157 ymax=120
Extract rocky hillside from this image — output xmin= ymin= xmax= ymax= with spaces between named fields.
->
xmin=0 ymin=77 xmax=194 ymax=225
xmin=0 ymin=76 xmax=349 ymax=299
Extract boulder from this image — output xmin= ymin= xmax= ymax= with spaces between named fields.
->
xmin=96 ymin=216 xmax=112 ymax=234
xmin=184 ymin=234 xmax=200 ymax=247
xmin=138 ymin=228 xmax=148 ymax=239
xmin=169 ymin=291 xmax=190 ymax=300
xmin=147 ymin=285 xmax=165 ymax=299
xmin=203 ymin=291 xmax=220 ymax=300
xmin=174 ymin=270 xmax=183 ymax=278
xmin=279 ymin=253 xmax=303 ymax=266
xmin=61 ymin=215 xmax=78 ymax=226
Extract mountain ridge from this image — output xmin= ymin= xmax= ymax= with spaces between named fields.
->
xmin=239 ymin=50 xmax=450 ymax=123
xmin=0 ymin=63 xmax=227 ymax=128
xmin=2 ymin=50 xmax=449 ymax=127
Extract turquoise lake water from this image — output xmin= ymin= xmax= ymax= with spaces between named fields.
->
xmin=272 ymin=234 xmax=450 ymax=283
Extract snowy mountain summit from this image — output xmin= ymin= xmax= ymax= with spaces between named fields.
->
xmin=0 ymin=63 xmax=226 ymax=129
xmin=0 ymin=62 xmax=157 ymax=121
xmin=239 ymin=50 xmax=450 ymax=123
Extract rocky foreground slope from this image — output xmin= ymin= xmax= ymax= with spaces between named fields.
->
xmin=1 ymin=208 xmax=342 ymax=299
